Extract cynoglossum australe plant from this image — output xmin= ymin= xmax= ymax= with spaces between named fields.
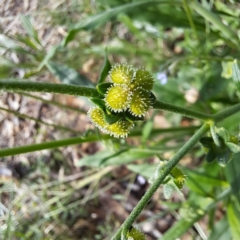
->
xmin=1 ymin=59 xmax=240 ymax=240
xmin=87 ymin=63 xmax=155 ymax=138
xmin=2 ymin=1 xmax=240 ymax=238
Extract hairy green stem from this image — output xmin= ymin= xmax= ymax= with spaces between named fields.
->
xmin=1 ymin=80 xmax=212 ymax=121
xmin=111 ymin=123 xmax=209 ymax=240
xmin=212 ymin=102 xmax=240 ymax=122
xmin=0 ymin=80 xmax=101 ymax=98
xmin=0 ymin=135 xmax=100 ymax=157
xmin=153 ymin=100 xmax=211 ymax=121
xmin=0 ymin=126 xmax=197 ymax=157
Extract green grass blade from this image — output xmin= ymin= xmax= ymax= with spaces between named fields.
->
xmin=227 ymin=199 xmax=240 ymax=239
xmin=185 ymin=168 xmax=229 ymax=188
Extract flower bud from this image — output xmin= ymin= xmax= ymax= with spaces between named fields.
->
xmin=88 ymin=107 xmax=108 ymax=133
xmin=126 ymin=226 xmax=146 ymax=240
xmin=129 ymin=87 xmax=152 ymax=116
xmin=107 ymin=119 xmax=134 ymax=138
xmin=134 ymin=67 xmax=154 ymax=90
xmin=105 ymin=85 xmax=130 ymax=112
xmin=109 ymin=63 xmax=134 ymax=84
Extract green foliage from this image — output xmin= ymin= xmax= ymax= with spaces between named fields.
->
xmin=1 ymin=1 xmax=240 ymax=240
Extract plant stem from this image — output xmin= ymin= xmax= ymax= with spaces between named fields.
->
xmin=0 ymin=80 xmax=213 ymax=121
xmin=0 ymin=80 xmax=101 ymax=98
xmin=111 ymin=123 xmax=209 ymax=240
xmin=0 ymin=135 xmax=99 ymax=157
xmin=153 ymin=100 xmax=211 ymax=121
xmin=0 ymin=126 xmax=197 ymax=157
xmin=212 ymin=102 xmax=240 ymax=122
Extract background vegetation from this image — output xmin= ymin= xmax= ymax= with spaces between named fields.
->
xmin=0 ymin=0 xmax=240 ymax=239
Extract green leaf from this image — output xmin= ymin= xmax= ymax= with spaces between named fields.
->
xmin=97 ymin=54 xmax=111 ymax=84
xmin=62 ymin=0 xmax=162 ymax=46
xmin=185 ymin=168 xmax=229 ymax=188
xmin=76 ymin=148 xmax=159 ymax=167
xmin=90 ymin=98 xmax=106 ymax=111
xmin=216 ymin=148 xmax=232 ymax=167
xmin=227 ymin=199 xmax=240 ymax=240
xmin=225 ymin=153 xmax=240 ymax=202
xmin=200 ymin=137 xmax=215 ymax=148
xmin=206 ymin=148 xmax=217 ymax=163
xmin=97 ymin=82 xmax=113 ymax=95
xmin=208 ymin=216 xmax=231 ymax=240
xmin=225 ymin=142 xmax=240 ymax=153
xmin=199 ymin=71 xmax=228 ymax=101
xmin=163 ymin=182 xmax=176 ymax=199
xmin=104 ymin=113 xmax=121 ymax=125
xmin=46 ymin=61 xmax=93 ymax=87
xmin=124 ymin=111 xmax=144 ymax=122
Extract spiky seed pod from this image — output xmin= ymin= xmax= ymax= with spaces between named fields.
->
xmin=104 ymin=84 xmax=130 ymax=112
xmin=129 ymin=87 xmax=152 ymax=117
xmin=126 ymin=226 xmax=146 ymax=240
xmin=87 ymin=107 xmax=109 ymax=133
xmin=109 ymin=63 xmax=134 ymax=84
xmin=170 ymin=167 xmax=186 ymax=189
xmin=134 ymin=67 xmax=154 ymax=90
xmin=107 ymin=119 xmax=134 ymax=138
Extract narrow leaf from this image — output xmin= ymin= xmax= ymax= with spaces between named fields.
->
xmin=97 ymin=54 xmax=111 ymax=84
xmin=227 ymin=200 xmax=240 ymax=240
xmin=76 ymin=148 xmax=160 ymax=167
